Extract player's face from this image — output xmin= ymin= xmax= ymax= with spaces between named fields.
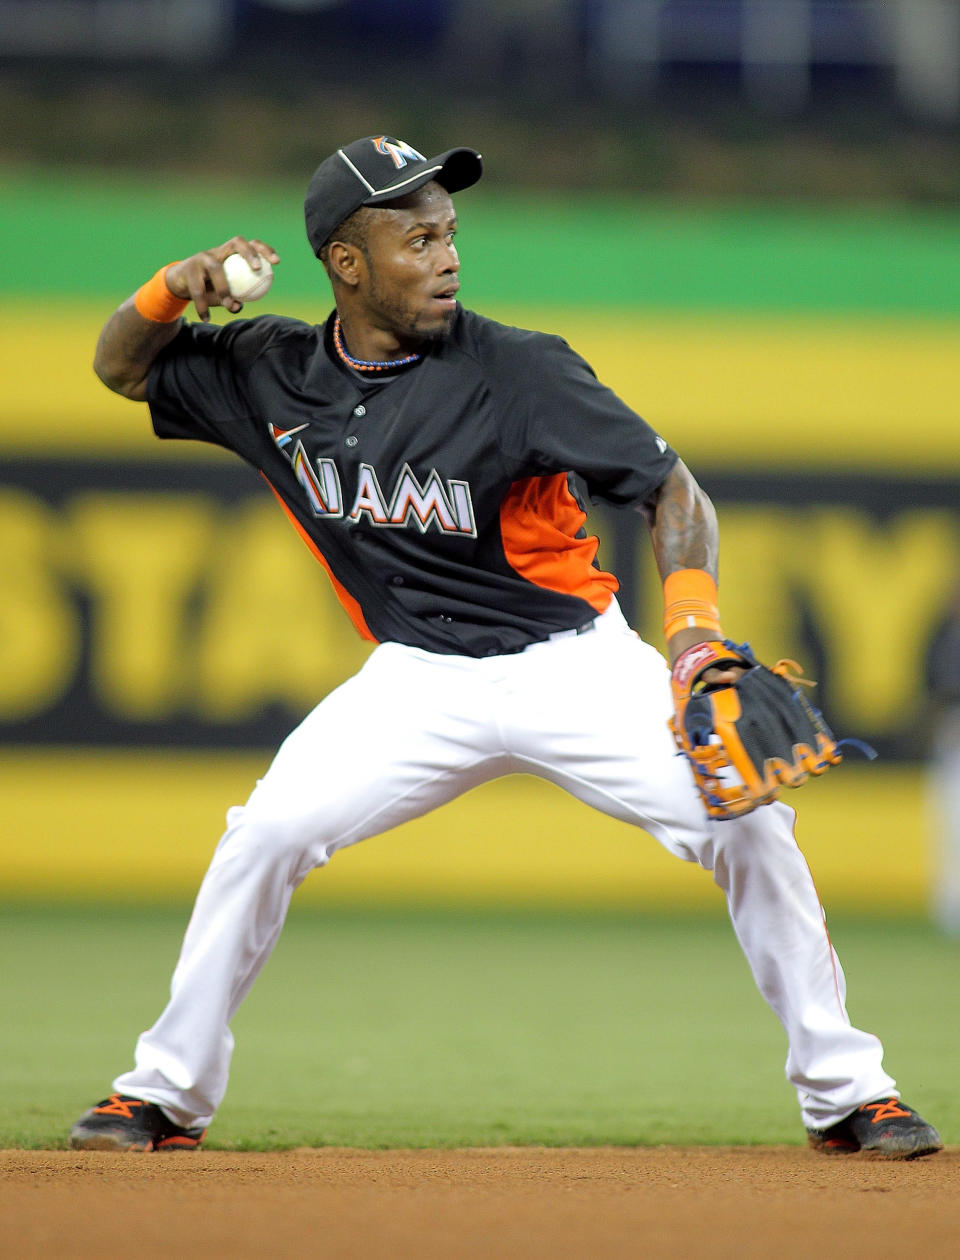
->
xmin=359 ymin=183 xmax=460 ymax=347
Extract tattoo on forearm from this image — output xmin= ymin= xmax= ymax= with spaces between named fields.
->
xmin=643 ymin=463 xmax=719 ymax=579
xmin=94 ymin=298 xmax=182 ymax=396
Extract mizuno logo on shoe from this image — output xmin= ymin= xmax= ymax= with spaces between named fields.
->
xmin=92 ymin=1094 xmax=147 ymax=1119
xmin=859 ymin=1099 xmax=911 ymax=1125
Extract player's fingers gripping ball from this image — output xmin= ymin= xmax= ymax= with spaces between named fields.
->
xmin=223 ymin=253 xmax=274 ymax=303
xmin=669 ymin=639 xmax=843 ymax=820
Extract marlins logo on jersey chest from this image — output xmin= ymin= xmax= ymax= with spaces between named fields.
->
xmin=268 ymin=423 xmax=477 ymax=538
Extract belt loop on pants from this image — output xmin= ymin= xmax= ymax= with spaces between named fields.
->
xmin=546 ymin=618 xmax=597 ymax=643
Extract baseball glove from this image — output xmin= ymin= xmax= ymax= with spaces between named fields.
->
xmin=669 ymin=639 xmax=843 ymax=821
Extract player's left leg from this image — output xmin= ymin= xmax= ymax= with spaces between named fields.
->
xmin=501 ymin=602 xmax=933 ymax=1146
xmin=696 ymin=800 xmax=895 ymax=1129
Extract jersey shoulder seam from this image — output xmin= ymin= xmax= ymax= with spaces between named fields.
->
xmin=241 ymin=315 xmax=317 ymax=368
xmin=451 ymin=312 xmax=546 ymax=479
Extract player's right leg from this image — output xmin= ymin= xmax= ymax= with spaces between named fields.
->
xmin=70 ymin=643 xmax=513 ymax=1148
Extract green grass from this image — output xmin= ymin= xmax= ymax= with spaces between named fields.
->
xmin=1 ymin=905 xmax=956 ymax=1150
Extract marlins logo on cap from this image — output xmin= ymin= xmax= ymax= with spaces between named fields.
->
xmin=372 ymin=136 xmax=426 ymax=168
xmin=304 ymin=135 xmax=483 ymax=257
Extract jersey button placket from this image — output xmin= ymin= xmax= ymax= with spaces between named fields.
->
xmin=345 ymin=402 xmax=365 ymax=448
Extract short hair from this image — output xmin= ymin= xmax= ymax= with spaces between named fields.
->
xmin=318 ymin=206 xmax=372 ymax=267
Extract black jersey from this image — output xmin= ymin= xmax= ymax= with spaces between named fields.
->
xmin=147 ymin=306 xmax=678 ymax=656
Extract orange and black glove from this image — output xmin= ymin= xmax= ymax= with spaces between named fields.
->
xmin=669 ymin=639 xmax=843 ymax=821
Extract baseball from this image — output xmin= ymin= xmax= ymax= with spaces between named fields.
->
xmin=223 ymin=253 xmax=274 ymax=303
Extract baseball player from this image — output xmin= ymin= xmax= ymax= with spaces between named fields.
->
xmin=70 ymin=135 xmax=940 ymax=1158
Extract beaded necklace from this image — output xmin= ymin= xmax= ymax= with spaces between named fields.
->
xmin=333 ymin=316 xmax=422 ymax=372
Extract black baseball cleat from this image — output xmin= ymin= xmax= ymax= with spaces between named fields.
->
xmin=807 ymin=1098 xmax=942 ymax=1160
xmin=69 ymin=1093 xmax=206 ymax=1151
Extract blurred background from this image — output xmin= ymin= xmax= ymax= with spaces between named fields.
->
xmin=2 ymin=0 xmax=959 ymax=921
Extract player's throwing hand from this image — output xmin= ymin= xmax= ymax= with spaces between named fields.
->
xmin=161 ymin=237 xmax=280 ymax=322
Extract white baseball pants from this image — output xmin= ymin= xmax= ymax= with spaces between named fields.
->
xmin=114 ymin=600 xmax=896 ymax=1131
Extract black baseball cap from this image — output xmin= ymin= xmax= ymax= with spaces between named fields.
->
xmin=304 ymin=135 xmax=483 ymax=257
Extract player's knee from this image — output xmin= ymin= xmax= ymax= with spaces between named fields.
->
xmin=215 ymin=810 xmax=333 ymax=878
xmin=707 ymin=802 xmax=807 ymax=885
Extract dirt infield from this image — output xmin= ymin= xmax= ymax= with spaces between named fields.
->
xmin=3 ymin=1147 xmax=958 ymax=1257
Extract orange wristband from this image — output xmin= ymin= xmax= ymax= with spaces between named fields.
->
xmin=663 ymin=568 xmax=722 ymax=641
xmin=134 ymin=263 xmax=188 ymax=323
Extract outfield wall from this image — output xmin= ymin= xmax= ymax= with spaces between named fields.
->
xmin=3 ymin=176 xmax=958 ymax=909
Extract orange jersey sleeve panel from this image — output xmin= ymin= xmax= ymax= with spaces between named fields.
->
xmin=499 ymin=474 xmax=619 ymax=614
xmin=263 ymin=476 xmax=379 ymax=644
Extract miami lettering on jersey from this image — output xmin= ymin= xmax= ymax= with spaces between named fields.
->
xmin=268 ymin=425 xmax=475 ymax=536
xmin=351 ymin=462 xmax=476 ymax=536
xmin=270 ymin=424 xmax=342 ymax=516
